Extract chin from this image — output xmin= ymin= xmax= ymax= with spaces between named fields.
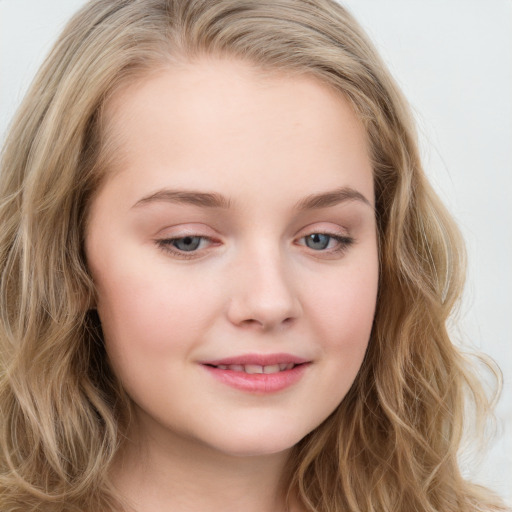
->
xmin=211 ymin=441 xmax=295 ymax=459
xmin=201 ymin=424 xmax=312 ymax=459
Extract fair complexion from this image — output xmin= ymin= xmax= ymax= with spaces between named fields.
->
xmin=85 ymin=58 xmax=379 ymax=512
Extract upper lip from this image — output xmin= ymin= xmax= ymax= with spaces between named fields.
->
xmin=200 ymin=353 xmax=310 ymax=367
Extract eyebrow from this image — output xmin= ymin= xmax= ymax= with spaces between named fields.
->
xmin=133 ymin=189 xmax=232 ymax=209
xmin=294 ymin=186 xmax=373 ymax=211
xmin=132 ymin=186 xmax=372 ymax=211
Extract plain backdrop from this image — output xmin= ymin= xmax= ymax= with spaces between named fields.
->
xmin=1 ymin=0 xmax=511 ymax=504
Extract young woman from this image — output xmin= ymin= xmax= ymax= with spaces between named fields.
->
xmin=0 ymin=1 xmax=507 ymax=511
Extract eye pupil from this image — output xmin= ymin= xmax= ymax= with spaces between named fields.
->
xmin=305 ymin=233 xmax=330 ymax=250
xmin=172 ymin=236 xmax=202 ymax=251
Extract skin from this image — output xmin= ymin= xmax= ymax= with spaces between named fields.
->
xmin=85 ymin=58 xmax=379 ymax=512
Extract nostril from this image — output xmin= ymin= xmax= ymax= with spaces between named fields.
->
xmin=239 ymin=316 xmax=296 ymax=330
xmin=225 ymin=280 xmax=302 ymax=329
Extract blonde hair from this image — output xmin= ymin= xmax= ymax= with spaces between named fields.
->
xmin=0 ymin=1 xmax=506 ymax=511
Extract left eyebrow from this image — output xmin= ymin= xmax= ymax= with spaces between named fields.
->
xmin=294 ymin=186 xmax=373 ymax=211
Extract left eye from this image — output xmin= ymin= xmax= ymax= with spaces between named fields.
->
xmin=303 ymin=233 xmax=333 ymax=250
xmin=167 ymin=236 xmax=206 ymax=252
xmin=298 ymin=232 xmax=353 ymax=253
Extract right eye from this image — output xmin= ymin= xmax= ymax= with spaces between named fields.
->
xmin=156 ymin=235 xmax=214 ymax=258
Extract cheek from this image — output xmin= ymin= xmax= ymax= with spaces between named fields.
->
xmin=94 ymin=262 xmax=224 ymax=359
xmin=312 ymin=265 xmax=378 ymax=341
xmin=94 ymin=272 xmax=211 ymax=404
xmin=306 ymin=259 xmax=378 ymax=390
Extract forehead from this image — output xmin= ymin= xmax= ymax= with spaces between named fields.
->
xmin=96 ymin=57 xmax=373 ymax=205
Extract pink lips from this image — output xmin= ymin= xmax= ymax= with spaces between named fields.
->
xmin=200 ymin=353 xmax=310 ymax=394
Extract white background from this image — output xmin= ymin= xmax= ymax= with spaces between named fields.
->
xmin=1 ymin=0 xmax=510 ymax=504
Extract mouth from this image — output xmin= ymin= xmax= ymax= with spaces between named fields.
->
xmin=200 ymin=354 xmax=310 ymax=393
xmin=204 ymin=362 xmax=299 ymax=374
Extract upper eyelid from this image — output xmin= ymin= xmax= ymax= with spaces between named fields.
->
xmin=295 ymin=224 xmax=351 ymax=239
xmin=154 ymin=223 xmax=220 ymax=243
xmin=156 ymin=223 xmax=350 ymax=239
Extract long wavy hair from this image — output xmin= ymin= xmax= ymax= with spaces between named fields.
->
xmin=0 ymin=1 xmax=506 ymax=511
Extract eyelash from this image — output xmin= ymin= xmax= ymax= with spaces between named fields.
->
xmin=155 ymin=232 xmax=354 ymax=259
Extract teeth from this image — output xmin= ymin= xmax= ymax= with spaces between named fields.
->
xmin=215 ymin=363 xmax=297 ymax=373
xmin=244 ymin=364 xmax=264 ymax=374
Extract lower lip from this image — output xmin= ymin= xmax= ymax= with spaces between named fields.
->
xmin=201 ymin=364 xmax=309 ymax=393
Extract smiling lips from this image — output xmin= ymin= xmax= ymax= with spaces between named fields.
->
xmin=211 ymin=362 xmax=296 ymax=373
xmin=201 ymin=354 xmax=310 ymax=393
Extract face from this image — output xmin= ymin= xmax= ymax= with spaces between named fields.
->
xmin=86 ymin=58 xmax=378 ymax=458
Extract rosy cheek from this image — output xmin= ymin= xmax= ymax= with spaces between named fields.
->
xmin=98 ymin=269 xmax=219 ymax=356
xmin=312 ymin=272 xmax=376 ymax=348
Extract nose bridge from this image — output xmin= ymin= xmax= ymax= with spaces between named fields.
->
xmin=227 ymin=237 xmax=301 ymax=329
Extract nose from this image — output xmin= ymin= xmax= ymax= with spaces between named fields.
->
xmin=226 ymin=246 xmax=302 ymax=330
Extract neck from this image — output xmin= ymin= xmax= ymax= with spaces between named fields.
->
xmin=110 ymin=415 xmax=300 ymax=512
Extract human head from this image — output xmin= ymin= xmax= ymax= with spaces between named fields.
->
xmin=0 ymin=1 xmax=486 ymax=510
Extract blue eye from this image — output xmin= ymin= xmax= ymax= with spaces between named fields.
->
xmin=298 ymin=232 xmax=354 ymax=255
xmin=304 ymin=233 xmax=333 ymax=250
xmin=156 ymin=234 xmax=217 ymax=259
xmin=170 ymin=236 xmax=203 ymax=252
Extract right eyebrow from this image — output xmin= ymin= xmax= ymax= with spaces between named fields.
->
xmin=132 ymin=189 xmax=232 ymax=209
